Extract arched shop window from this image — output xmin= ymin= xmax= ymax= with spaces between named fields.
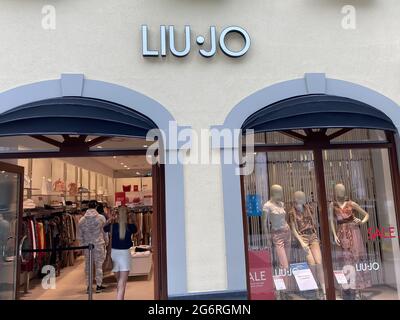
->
xmin=241 ymin=95 xmax=400 ymax=300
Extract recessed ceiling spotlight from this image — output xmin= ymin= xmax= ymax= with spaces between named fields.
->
xmin=124 ymin=165 xmax=128 ymax=168
xmin=127 ymin=167 xmax=130 ymax=170
xmin=113 ymin=156 xmax=117 ymax=159
xmin=136 ymin=172 xmax=140 ymax=175
xmin=143 ymin=145 xmax=148 ymax=148
xmin=120 ymin=162 xmax=124 ymax=165
xmin=97 ymin=145 xmax=103 ymax=149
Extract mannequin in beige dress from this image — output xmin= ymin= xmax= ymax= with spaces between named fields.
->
xmin=263 ymin=185 xmax=291 ymax=272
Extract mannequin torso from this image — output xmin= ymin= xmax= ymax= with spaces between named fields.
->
xmin=291 ymin=204 xmax=315 ymax=234
xmin=332 ymin=200 xmax=355 ymax=223
xmin=263 ymin=200 xmax=288 ymax=231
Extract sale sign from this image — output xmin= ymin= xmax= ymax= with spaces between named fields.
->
xmin=115 ymin=192 xmax=126 ymax=206
xmin=248 ymin=249 xmax=275 ymax=300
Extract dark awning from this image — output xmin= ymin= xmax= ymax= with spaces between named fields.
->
xmin=0 ymin=97 xmax=157 ymax=137
xmin=242 ymin=94 xmax=396 ymax=132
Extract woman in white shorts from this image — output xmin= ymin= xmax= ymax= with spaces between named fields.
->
xmin=104 ymin=206 xmax=137 ymax=300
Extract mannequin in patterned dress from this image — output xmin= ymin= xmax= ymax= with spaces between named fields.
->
xmin=329 ymin=183 xmax=371 ymax=299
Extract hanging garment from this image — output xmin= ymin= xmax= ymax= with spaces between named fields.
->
xmin=20 ymin=220 xmax=34 ymax=272
xmin=24 ymin=175 xmax=31 ymax=189
xmin=41 ymin=177 xmax=48 ymax=195
xmin=122 ymin=185 xmax=131 ymax=192
xmin=53 ymin=179 xmax=65 ymax=192
xmin=36 ymin=222 xmax=46 ymax=268
xmin=30 ymin=220 xmax=37 ymax=259
xmin=68 ymin=183 xmax=78 ymax=196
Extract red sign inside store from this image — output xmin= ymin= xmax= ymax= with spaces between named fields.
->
xmin=115 ymin=192 xmax=126 ymax=206
xmin=248 ymin=249 xmax=275 ymax=300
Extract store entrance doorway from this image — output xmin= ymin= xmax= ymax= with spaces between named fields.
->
xmin=0 ymin=96 xmax=169 ymax=300
xmin=0 ymin=139 xmax=167 ymax=300
xmin=241 ymin=128 xmax=400 ymax=300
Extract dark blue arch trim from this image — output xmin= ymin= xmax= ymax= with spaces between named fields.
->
xmin=0 ymin=97 xmax=158 ymax=137
xmin=242 ymin=94 xmax=396 ymax=132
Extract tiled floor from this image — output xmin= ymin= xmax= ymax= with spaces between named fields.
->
xmin=19 ymin=257 xmax=154 ymax=300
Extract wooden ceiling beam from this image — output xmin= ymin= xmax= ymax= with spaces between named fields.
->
xmin=281 ymin=130 xmax=307 ymax=141
xmin=86 ymin=136 xmax=112 ymax=148
xmin=29 ymin=135 xmax=63 ymax=148
xmin=327 ymin=128 xmax=353 ymax=141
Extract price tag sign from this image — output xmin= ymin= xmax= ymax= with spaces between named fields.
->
xmin=334 ymin=270 xmax=348 ymax=285
xmin=273 ymin=276 xmax=286 ymax=291
xmin=291 ymin=262 xmax=318 ymax=291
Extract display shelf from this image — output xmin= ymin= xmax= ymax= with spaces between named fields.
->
xmin=30 ymin=193 xmax=65 ymax=197
xmin=22 ymin=207 xmax=66 ymax=218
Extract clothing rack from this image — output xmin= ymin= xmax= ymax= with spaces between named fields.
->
xmin=127 ymin=206 xmax=153 ymax=246
xmin=20 ymin=206 xmax=83 ymax=293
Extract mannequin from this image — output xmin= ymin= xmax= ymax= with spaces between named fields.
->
xmin=289 ymin=191 xmax=325 ymax=297
xmin=329 ymin=183 xmax=371 ymax=299
xmin=263 ymin=185 xmax=291 ymax=275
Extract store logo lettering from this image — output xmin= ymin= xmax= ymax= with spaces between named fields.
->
xmin=141 ymin=25 xmax=251 ymax=58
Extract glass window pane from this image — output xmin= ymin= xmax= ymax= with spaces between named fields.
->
xmin=0 ymin=170 xmax=20 ymax=300
xmin=330 ymin=129 xmax=387 ymax=144
xmin=243 ymin=131 xmax=305 ymax=146
xmin=244 ymin=151 xmax=326 ymax=300
xmin=0 ymin=136 xmax=59 ymax=153
xmin=88 ymin=136 xmax=149 ymax=150
xmin=324 ymin=148 xmax=400 ymax=300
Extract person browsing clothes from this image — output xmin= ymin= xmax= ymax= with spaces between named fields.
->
xmin=77 ymin=200 xmax=108 ymax=293
xmin=104 ymin=206 xmax=137 ymax=300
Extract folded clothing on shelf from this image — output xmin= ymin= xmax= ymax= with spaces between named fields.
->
xmin=23 ymin=199 xmax=36 ymax=209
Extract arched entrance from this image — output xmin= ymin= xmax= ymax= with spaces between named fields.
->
xmin=218 ymin=74 xmax=400 ymax=299
xmin=0 ymin=74 xmax=188 ymax=299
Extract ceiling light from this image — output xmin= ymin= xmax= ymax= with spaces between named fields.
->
xmin=113 ymin=156 xmax=116 ymax=159
xmin=143 ymin=145 xmax=148 ymax=148
xmin=120 ymin=162 xmax=124 ymax=165
xmin=136 ymin=172 xmax=140 ymax=175
xmin=124 ymin=165 xmax=128 ymax=168
xmin=127 ymin=167 xmax=130 ymax=170
xmin=96 ymin=145 xmax=103 ymax=149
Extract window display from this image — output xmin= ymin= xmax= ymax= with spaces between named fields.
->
xmin=324 ymin=148 xmax=400 ymax=300
xmin=289 ymin=191 xmax=325 ymax=296
xmin=243 ymin=129 xmax=400 ymax=300
xmin=244 ymin=151 xmax=326 ymax=300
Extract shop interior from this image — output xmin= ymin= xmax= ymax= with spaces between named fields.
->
xmin=0 ymin=135 xmax=157 ymax=300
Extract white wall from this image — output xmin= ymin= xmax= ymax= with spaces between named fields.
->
xmin=3 ymin=0 xmax=400 ymax=293
xmin=18 ymin=158 xmax=115 ymax=205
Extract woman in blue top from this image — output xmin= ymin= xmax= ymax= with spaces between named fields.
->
xmin=104 ymin=206 xmax=137 ymax=300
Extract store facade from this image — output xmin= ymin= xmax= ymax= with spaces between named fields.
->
xmin=1 ymin=0 xmax=400 ymax=300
